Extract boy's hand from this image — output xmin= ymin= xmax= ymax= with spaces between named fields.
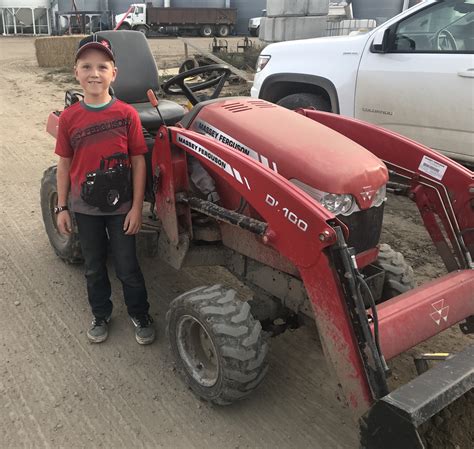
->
xmin=57 ymin=211 xmax=72 ymax=235
xmin=124 ymin=206 xmax=142 ymax=235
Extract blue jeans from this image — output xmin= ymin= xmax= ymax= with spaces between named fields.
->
xmin=75 ymin=213 xmax=149 ymax=319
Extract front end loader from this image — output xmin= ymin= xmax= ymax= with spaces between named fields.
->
xmin=41 ymin=30 xmax=473 ymax=449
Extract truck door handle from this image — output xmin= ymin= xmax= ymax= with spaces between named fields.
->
xmin=457 ymin=68 xmax=474 ymax=78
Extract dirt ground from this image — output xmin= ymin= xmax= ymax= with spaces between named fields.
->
xmin=0 ymin=37 xmax=472 ymax=449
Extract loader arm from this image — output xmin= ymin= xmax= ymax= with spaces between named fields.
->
xmin=298 ymin=109 xmax=474 ymax=447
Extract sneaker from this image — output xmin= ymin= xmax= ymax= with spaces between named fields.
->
xmin=130 ymin=314 xmax=155 ymax=345
xmin=87 ymin=315 xmax=111 ymax=343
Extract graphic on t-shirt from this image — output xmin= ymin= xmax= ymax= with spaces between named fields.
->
xmin=81 ymin=152 xmax=131 ymax=212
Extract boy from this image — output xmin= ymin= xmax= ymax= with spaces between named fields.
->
xmin=55 ymin=34 xmax=155 ymax=345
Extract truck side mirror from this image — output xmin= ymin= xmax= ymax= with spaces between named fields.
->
xmin=371 ymin=27 xmax=391 ymax=53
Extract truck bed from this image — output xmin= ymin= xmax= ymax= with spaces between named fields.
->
xmin=147 ymin=7 xmax=237 ymax=26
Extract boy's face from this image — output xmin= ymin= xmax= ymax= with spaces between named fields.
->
xmin=75 ymin=49 xmax=117 ymax=100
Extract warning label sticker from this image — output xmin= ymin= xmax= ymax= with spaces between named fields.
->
xmin=418 ymin=156 xmax=447 ymax=181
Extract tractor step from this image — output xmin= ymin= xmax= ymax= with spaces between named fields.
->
xmin=360 ymin=344 xmax=473 ymax=449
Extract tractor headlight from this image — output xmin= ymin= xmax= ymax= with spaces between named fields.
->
xmin=371 ymin=185 xmax=386 ymax=208
xmin=321 ymin=193 xmax=355 ymax=215
xmin=290 ymin=179 xmax=356 ymax=216
xmin=256 ymin=55 xmax=271 ymax=72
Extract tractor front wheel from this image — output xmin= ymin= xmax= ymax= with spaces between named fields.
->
xmin=166 ymin=285 xmax=269 ymax=405
xmin=375 ymin=244 xmax=415 ymax=300
xmin=40 ymin=166 xmax=83 ymax=264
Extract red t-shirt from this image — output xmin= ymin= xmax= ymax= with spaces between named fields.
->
xmin=55 ymin=99 xmax=147 ymax=215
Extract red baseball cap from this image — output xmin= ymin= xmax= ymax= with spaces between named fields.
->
xmin=75 ymin=34 xmax=115 ymax=62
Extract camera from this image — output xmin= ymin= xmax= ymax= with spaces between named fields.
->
xmin=81 ymin=152 xmax=131 ymax=212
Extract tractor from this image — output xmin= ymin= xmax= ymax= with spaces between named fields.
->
xmin=40 ymin=31 xmax=473 ymax=448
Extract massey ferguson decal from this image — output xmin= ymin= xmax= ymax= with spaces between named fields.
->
xmin=430 ymin=299 xmax=449 ymax=326
xmin=195 ymin=120 xmax=279 ymax=172
xmin=177 ymin=133 xmax=251 ymax=190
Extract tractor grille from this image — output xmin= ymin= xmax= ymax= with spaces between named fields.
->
xmin=339 ymin=204 xmax=384 ymax=254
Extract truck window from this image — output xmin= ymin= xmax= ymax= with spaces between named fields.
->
xmin=135 ymin=6 xmax=143 ymax=14
xmin=389 ymin=0 xmax=474 ymax=52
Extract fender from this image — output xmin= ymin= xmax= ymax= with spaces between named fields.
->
xmin=259 ymin=73 xmax=340 ymax=113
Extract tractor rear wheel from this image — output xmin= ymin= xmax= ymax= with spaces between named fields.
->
xmin=277 ymin=92 xmax=331 ymax=112
xmin=166 ymin=285 xmax=269 ymax=405
xmin=375 ymin=244 xmax=415 ymax=300
xmin=40 ymin=165 xmax=83 ymax=264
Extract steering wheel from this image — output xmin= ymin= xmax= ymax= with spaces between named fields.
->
xmin=162 ymin=64 xmax=232 ymax=106
xmin=436 ymin=29 xmax=458 ymax=51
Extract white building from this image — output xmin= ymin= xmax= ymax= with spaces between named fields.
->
xmin=1 ymin=0 xmax=51 ymax=35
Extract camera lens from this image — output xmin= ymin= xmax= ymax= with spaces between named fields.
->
xmin=107 ymin=189 xmax=120 ymax=206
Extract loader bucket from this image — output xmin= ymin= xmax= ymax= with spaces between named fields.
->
xmin=360 ymin=345 xmax=473 ymax=449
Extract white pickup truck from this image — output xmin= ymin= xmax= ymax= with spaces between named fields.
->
xmin=251 ymin=0 xmax=474 ymax=164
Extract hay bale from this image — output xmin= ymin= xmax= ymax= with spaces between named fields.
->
xmin=35 ymin=35 xmax=85 ymax=68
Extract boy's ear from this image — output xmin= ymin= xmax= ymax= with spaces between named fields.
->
xmin=111 ymin=66 xmax=118 ymax=82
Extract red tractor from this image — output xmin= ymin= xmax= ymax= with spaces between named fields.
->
xmin=41 ymin=31 xmax=473 ymax=448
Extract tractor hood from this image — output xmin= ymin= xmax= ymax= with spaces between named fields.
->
xmin=185 ymin=98 xmax=388 ymax=210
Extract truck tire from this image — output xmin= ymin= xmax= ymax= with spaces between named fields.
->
xmin=118 ymin=23 xmax=131 ymax=30
xmin=249 ymin=27 xmax=259 ymax=37
xmin=134 ymin=25 xmax=148 ymax=37
xmin=277 ymin=92 xmax=331 ymax=112
xmin=166 ymin=285 xmax=269 ymax=405
xmin=40 ymin=166 xmax=83 ymax=264
xmin=217 ymin=24 xmax=229 ymax=37
xmin=374 ymin=244 xmax=415 ymax=300
xmin=200 ymin=24 xmax=214 ymax=37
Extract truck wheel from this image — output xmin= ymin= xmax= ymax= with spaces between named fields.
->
xmin=375 ymin=244 xmax=415 ymax=300
xmin=134 ymin=25 xmax=148 ymax=36
xmin=200 ymin=24 xmax=214 ymax=37
xmin=40 ymin=166 xmax=83 ymax=264
xmin=249 ymin=28 xmax=258 ymax=37
xmin=217 ymin=24 xmax=229 ymax=37
xmin=118 ymin=23 xmax=130 ymax=30
xmin=277 ymin=92 xmax=331 ymax=112
xmin=166 ymin=285 xmax=269 ymax=405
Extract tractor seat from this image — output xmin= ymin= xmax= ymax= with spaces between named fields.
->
xmin=131 ymin=100 xmax=184 ymax=131
xmin=99 ymin=30 xmax=185 ymax=131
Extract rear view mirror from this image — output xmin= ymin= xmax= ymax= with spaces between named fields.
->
xmin=372 ymin=28 xmax=391 ymax=53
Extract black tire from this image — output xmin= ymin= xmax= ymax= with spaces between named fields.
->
xmin=135 ymin=25 xmax=148 ymax=37
xmin=374 ymin=244 xmax=415 ymax=300
xmin=249 ymin=28 xmax=258 ymax=37
xmin=118 ymin=23 xmax=131 ymax=30
xmin=40 ymin=166 xmax=83 ymax=264
xmin=217 ymin=24 xmax=229 ymax=37
xmin=166 ymin=285 xmax=269 ymax=405
xmin=179 ymin=57 xmax=198 ymax=74
xmin=200 ymin=24 xmax=214 ymax=37
xmin=277 ymin=92 xmax=331 ymax=112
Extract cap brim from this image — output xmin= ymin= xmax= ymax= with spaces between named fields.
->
xmin=75 ymin=42 xmax=115 ymax=62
